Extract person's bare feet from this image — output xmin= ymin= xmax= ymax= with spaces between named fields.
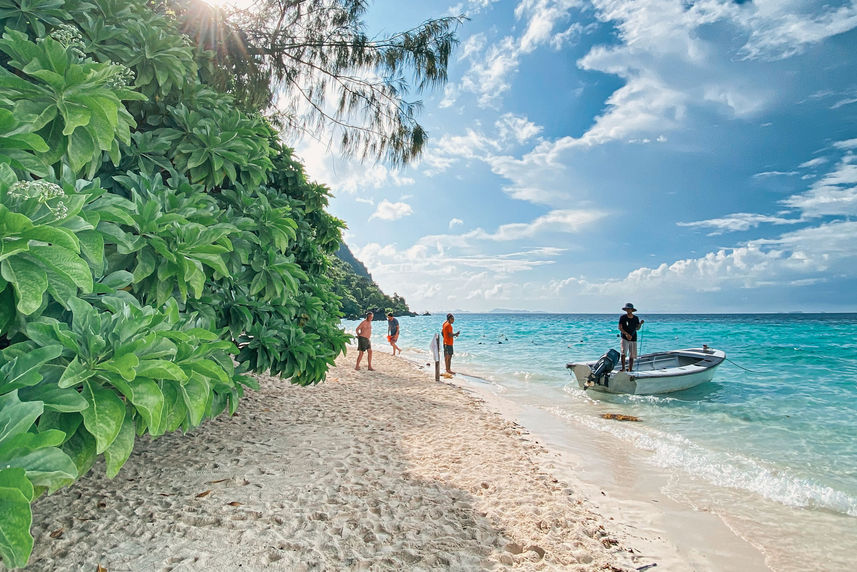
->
xmin=354 ymin=366 xmax=360 ymax=371
xmin=367 ymin=367 xmax=375 ymax=371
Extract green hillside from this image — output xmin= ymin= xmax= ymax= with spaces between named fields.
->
xmin=332 ymin=245 xmax=416 ymax=319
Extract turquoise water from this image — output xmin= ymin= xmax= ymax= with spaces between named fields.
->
xmin=343 ymin=313 xmax=857 ymax=567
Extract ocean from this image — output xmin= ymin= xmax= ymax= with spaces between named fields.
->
xmin=342 ymin=313 xmax=857 ymax=570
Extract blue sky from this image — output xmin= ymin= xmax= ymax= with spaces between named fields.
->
xmin=295 ymin=0 xmax=857 ymax=313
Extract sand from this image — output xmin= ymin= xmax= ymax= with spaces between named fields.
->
xmin=27 ymin=350 xmax=715 ymax=570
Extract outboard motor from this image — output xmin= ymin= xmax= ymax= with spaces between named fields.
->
xmin=587 ymin=348 xmax=620 ymax=388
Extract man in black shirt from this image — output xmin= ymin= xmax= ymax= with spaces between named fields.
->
xmin=619 ymin=303 xmax=644 ymax=371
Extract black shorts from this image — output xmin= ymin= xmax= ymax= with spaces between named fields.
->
xmin=357 ymin=336 xmax=371 ymax=351
xmin=443 ymin=344 xmax=454 ymax=356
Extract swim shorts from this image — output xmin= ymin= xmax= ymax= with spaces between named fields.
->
xmin=443 ymin=344 xmax=454 ymax=356
xmin=621 ymin=338 xmax=637 ymax=359
xmin=357 ymin=336 xmax=371 ymax=351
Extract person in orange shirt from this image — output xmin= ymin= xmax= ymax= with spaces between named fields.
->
xmin=441 ymin=313 xmax=460 ymax=374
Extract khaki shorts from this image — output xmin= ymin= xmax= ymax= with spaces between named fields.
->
xmin=621 ymin=338 xmax=637 ymax=359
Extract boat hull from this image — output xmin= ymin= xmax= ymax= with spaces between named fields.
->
xmin=567 ymin=348 xmax=725 ymax=395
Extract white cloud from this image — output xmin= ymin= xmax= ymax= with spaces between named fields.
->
xmin=295 ymin=138 xmax=414 ymax=193
xmin=515 ymin=0 xmax=585 ymax=53
xmin=458 ymin=32 xmax=487 ymax=61
xmin=456 ymin=0 xmax=587 ymax=108
xmin=555 ymin=0 xmax=857 ymax=149
xmin=350 ymin=239 xmax=564 ymax=309
xmin=799 ymin=157 xmax=828 ymax=169
xmin=495 ymin=113 xmax=543 ymax=144
xmin=551 ymin=220 xmax=857 ymax=302
xmin=449 ymin=0 xmax=501 ymax=17
xmin=460 ymin=36 xmax=520 ymax=107
xmin=677 ymin=212 xmax=803 ymax=235
xmin=782 ymin=158 xmax=857 ymax=217
xmin=833 ymin=138 xmax=857 ymax=150
xmin=369 ymin=200 xmax=414 ymax=221
xmin=449 ymin=217 xmax=464 ymax=229
xmin=420 ymin=209 xmax=602 ymax=248
xmin=753 ymin=170 xmax=799 ymax=178
xmin=474 ymin=208 xmax=607 ymax=240
xmin=736 ymin=1 xmax=857 ymax=61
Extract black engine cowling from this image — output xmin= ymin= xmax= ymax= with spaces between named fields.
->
xmin=588 ymin=348 xmax=620 ymax=387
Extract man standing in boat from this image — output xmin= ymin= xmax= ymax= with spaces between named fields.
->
xmin=619 ymin=303 xmax=644 ymax=371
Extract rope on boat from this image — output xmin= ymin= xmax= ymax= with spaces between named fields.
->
xmin=725 ymin=358 xmax=762 ymax=373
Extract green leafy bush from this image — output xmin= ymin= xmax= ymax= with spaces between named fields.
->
xmin=0 ymin=1 xmax=350 ymax=566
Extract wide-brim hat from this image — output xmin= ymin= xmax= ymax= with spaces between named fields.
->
xmin=622 ymin=303 xmax=636 ymax=311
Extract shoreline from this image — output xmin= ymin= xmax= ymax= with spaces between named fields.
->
xmin=27 ymin=351 xmax=763 ymax=570
xmin=442 ymin=371 xmax=770 ymax=570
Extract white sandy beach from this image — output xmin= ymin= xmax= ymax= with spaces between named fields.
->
xmin=26 ymin=350 xmax=764 ymax=570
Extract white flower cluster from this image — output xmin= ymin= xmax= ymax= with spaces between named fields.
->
xmin=107 ymin=64 xmax=136 ymax=89
xmin=49 ymin=24 xmax=86 ymax=60
xmin=8 ymin=180 xmax=68 ymax=218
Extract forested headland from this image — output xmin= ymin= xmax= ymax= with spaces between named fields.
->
xmin=0 ymin=0 xmax=458 ymax=566
xmin=332 ymin=244 xmax=417 ymax=319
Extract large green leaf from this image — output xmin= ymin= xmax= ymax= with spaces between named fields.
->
xmin=158 ymin=381 xmax=187 ymax=434
xmin=0 ymin=344 xmax=62 ymax=392
xmin=60 ymin=425 xmax=96 ymax=478
xmin=0 ymin=255 xmax=47 ymax=315
xmin=80 ymin=381 xmax=125 ymax=454
xmin=135 ymin=359 xmax=186 ymax=382
xmin=103 ymin=415 xmax=134 ymax=479
xmin=0 ymin=468 xmax=34 ymax=569
xmin=18 ymin=382 xmax=88 ymax=413
xmin=0 ymin=391 xmax=42 ymax=446
xmin=57 ymin=355 xmax=95 ymax=389
xmin=1 ymin=441 xmax=77 ymax=493
xmin=28 ymin=244 xmax=93 ymax=292
xmin=106 ymin=374 xmax=164 ymax=435
xmin=180 ymin=374 xmax=209 ymax=426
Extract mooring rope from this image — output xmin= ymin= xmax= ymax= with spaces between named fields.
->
xmin=726 ymin=358 xmax=762 ymax=373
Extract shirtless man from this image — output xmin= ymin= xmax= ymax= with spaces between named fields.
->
xmin=355 ymin=311 xmax=375 ymax=371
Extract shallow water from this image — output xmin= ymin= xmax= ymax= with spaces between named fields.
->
xmin=344 ymin=313 xmax=857 ymax=569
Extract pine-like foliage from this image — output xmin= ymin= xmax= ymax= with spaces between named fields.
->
xmin=158 ymin=0 xmax=463 ymax=166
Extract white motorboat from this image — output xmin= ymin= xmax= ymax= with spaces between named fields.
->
xmin=567 ymin=346 xmax=725 ymax=395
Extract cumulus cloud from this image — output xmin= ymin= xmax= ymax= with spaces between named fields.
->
xmin=295 ymin=138 xmax=414 ymax=193
xmin=449 ymin=217 xmax=464 ymax=229
xmin=551 ymin=220 xmax=857 ymax=303
xmin=456 ymin=0 xmax=588 ymax=107
xmin=350 ymin=239 xmax=564 ymax=309
xmin=557 ymin=0 xmax=857 ymax=148
xmin=495 ymin=113 xmax=543 ymax=144
xmin=369 ymin=200 xmax=414 ymax=221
